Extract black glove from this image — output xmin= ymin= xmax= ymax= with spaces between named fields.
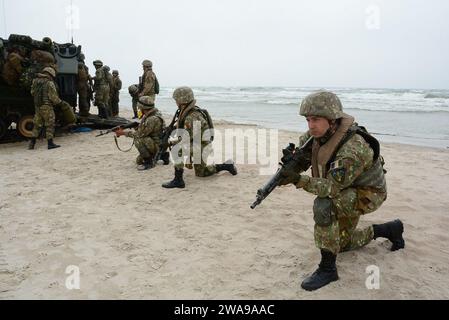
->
xmin=278 ymin=168 xmax=301 ymax=186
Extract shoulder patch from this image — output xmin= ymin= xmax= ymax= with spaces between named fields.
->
xmin=330 ymin=159 xmax=344 ymax=170
xmin=330 ymin=167 xmax=346 ymax=184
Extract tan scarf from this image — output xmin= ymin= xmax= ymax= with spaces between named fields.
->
xmin=311 ymin=116 xmax=354 ymax=178
xmin=177 ymin=100 xmax=197 ymax=129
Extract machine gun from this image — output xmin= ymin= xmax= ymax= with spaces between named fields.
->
xmin=250 ymin=136 xmax=314 ymax=209
xmin=95 ymin=121 xmax=139 ymax=137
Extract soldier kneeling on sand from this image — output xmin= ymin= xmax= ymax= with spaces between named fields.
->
xmin=162 ymin=87 xmax=238 ymax=189
xmin=279 ymin=90 xmax=405 ymax=291
xmin=115 ymin=96 xmax=165 ymax=171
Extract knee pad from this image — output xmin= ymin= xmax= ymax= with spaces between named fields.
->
xmin=313 ymin=197 xmax=334 ymax=227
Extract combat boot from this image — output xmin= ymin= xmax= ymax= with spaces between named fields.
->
xmin=301 ymin=250 xmax=339 ymax=291
xmin=137 ymin=158 xmax=155 ymax=171
xmin=215 ymin=161 xmax=238 ymax=176
xmin=161 ymin=152 xmax=170 ymax=165
xmin=162 ymin=168 xmax=185 ymax=189
xmin=28 ymin=138 xmax=36 ymax=150
xmin=47 ymin=139 xmax=61 ymax=150
xmin=373 ymin=219 xmax=405 ymax=251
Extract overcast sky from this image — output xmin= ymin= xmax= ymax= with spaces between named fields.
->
xmin=2 ymin=0 xmax=449 ymax=89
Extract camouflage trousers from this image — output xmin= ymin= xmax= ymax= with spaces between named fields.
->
xmin=94 ymin=85 xmax=111 ymax=117
xmin=78 ymin=86 xmax=90 ymax=116
xmin=131 ymin=98 xmax=138 ymax=118
xmin=174 ymin=141 xmax=217 ymax=177
xmin=32 ymin=105 xmax=55 ymax=140
xmin=134 ymin=136 xmax=159 ymax=162
xmin=104 ymin=86 xmax=111 ymax=110
xmin=111 ymin=99 xmax=119 ymax=117
xmin=314 ymin=188 xmax=384 ymax=255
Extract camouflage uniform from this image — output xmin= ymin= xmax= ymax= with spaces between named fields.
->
xmin=293 ymin=90 xmax=403 ymax=292
xmin=92 ymin=61 xmax=110 ymax=118
xmin=175 ymin=100 xmax=217 ymax=177
xmin=103 ymin=66 xmax=113 ymax=114
xmin=139 ymin=60 xmax=157 ymax=101
xmin=77 ymin=62 xmax=91 ymax=116
xmin=294 ymin=91 xmax=387 ymax=255
xmin=297 ymin=131 xmax=386 ymax=255
xmin=30 ymin=74 xmax=62 ymax=139
xmin=163 ymin=87 xmax=236 ymax=189
xmin=128 ymin=84 xmax=139 ymax=119
xmin=110 ymin=71 xmax=122 ymax=117
xmin=2 ymin=52 xmax=24 ymax=86
xmin=126 ymin=109 xmax=164 ymax=164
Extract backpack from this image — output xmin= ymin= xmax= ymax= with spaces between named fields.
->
xmin=196 ymin=107 xmax=214 ymax=141
xmin=178 ymin=106 xmax=215 ymax=141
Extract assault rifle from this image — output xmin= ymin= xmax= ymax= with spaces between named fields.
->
xmin=95 ymin=122 xmax=139 ymax=137
xmin=250 ymin=136 xmax=314 ymax=209
xmin=155 ymin=109 xmax=180 ymax=162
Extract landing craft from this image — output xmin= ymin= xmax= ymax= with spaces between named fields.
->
xmin=0 ymin=34 xmax=130 ymax=142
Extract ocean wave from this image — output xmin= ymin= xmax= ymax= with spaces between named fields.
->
xmin=424 ymin=93 xmax=449 ymax=99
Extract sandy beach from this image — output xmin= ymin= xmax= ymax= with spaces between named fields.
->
xmin=1 ymin=109 xmax=449 ymax=300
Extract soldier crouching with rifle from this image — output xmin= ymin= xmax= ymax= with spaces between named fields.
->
xmin=252 ymin=90 xmax=405 ymax=291
xmin=114 ymin=96 xmax=165 ymax=171
xmin=162 ymin=87 xmax=238 ymax=189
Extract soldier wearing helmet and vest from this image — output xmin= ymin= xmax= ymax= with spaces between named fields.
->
xmin=115 ymin=96 xmax=165 ymax=171
xmin=76 ymin=53 xmax=93 ymax=116
xmin=103 ymin=65 xmax=113 ymax=114
xmin=138 ymin=60 xmax=158 ymax=100
xmin=278 ymin=90 xmax=405 ymax=291
xmin=162 ymin=86 xmax=237 ymax=189
xmin=28 ymin=66 xmax=67 ymax=150
xmin=92 ymin=60 xmax=110 ymax=118
xmin=110 ymin=70 xmax=122 ymax=117
xmin=128 ymin=84 xmax=140 ymax=119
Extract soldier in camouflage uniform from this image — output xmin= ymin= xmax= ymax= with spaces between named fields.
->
xmin=115 ymin=96 xmax=165 ymax=170
xmin=128 ymin=84 xmax=140 ymax=119
xmin=76 ymin=54 xmax=92 ymax=116
xmin=111 ymin=70 xmax=122 ymax=117
xmin=103 ymin=65 xmax=113 ymax=115
xmin=92 ymin=60 xmax=110 ymax=118
xmin=162 ymin=87 xmax=238 ymax=189
xmin=138 ymin=60 xmax=157 ymax=100
xmin=279 ymin=90 xmax=405 ymax=291
xmin=28 ymin=67 xmax=68 ymax=150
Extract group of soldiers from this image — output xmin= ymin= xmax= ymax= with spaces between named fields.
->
xmin=27 ymin=56 xmax=405 ymax=292
xmin=77 ymin=54 xmax=122 ymax=118
xmin=116 ymin=86 xmax=238 ymax=188
xmin=115 ymin=86 xmax=405 ymax=291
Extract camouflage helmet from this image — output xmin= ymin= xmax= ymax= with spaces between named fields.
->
xmin=112 ymin=70 xmax=119 ymax=75
xmin=138 ymin=96 xmax=155 ymax=110
xmin=128 ymin=84 xmax=139 ymax=94
xmin=42 ymin=66 xmax=56 ymax=78
xmin=173 ymin=87 xmax=194 ymax=105
xmin=78 ymin=53 xmax=85 ymax=61
xmin=299 ymin=90 xmax=345 ymax=120
xmin=93 ymin=60 xmax=103 ymax=67
xmin=103 ymin=65 xmax=110 ymax=72
xmin=142 ymin=60 xmax=152 ymax=67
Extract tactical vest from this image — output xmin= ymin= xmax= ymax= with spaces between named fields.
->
xmin=311 ymin=117 xmax=386 ymax=192
xmin=178 ymin=106 xmax=215 ymax=141
xmin=94 ymin=67 xmax=108 ymax=88
xmin=141 ymin=110 xmax=165 ymax=145
xmin=32 ymin=78 xmax=51 ymax=108
xmin=78 ymin=65 xmax=89 ymax=83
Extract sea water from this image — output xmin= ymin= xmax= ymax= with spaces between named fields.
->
xmin=120 ymin=87 xmax=449 ymax=149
